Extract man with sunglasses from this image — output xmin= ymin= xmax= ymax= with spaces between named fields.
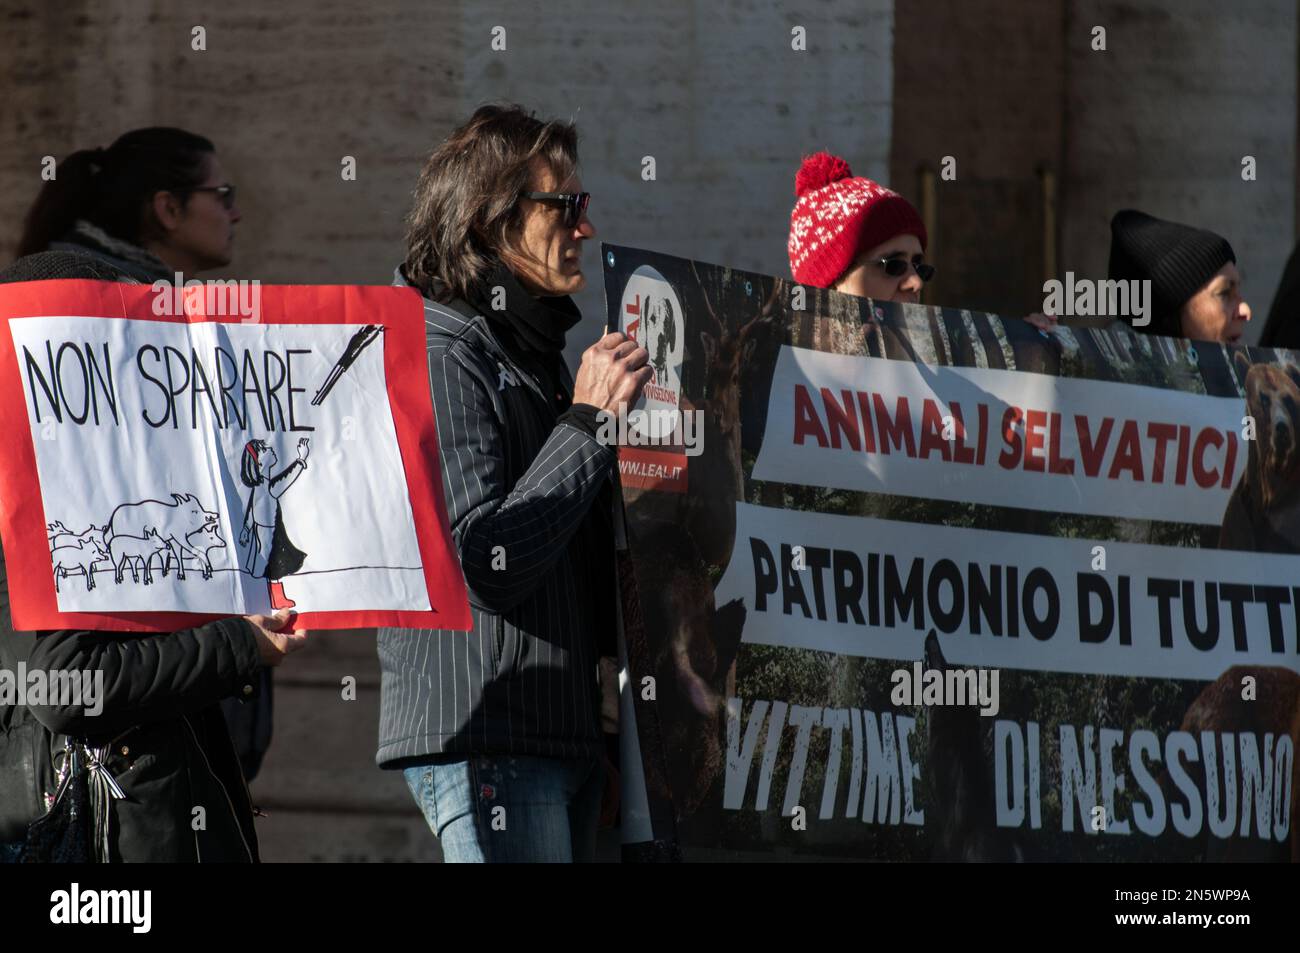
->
xmin=378 ymin=104 xmax=652 ymax=862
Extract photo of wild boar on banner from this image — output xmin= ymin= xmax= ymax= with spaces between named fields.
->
xmin=604 ymin=243 xmax=1300 ymax=862
xmin=0 ymin=279 xmax=471 ymax=633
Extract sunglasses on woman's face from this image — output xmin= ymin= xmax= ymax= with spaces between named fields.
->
xmin=876 ymin=255 xmax=935 ymax=283
xmin=189 ymin=184 xmax=237 ymax=210
xmin=522 ymin=191 xmax=591 ymax=228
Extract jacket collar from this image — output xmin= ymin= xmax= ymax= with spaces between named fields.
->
xmin=53 ymin=219 xmax=173 ymax=283
xmin=392 ymin=265 xmax=564 ymax=409
xmin=393 ymin=262 xmax=580 ymax=355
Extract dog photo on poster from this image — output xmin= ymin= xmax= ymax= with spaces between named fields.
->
xmin=605 ymin=243 xmax=1300 ymax=862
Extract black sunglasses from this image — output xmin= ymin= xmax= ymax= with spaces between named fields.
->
xmin=188 ymin=184 xmax=237 ymax=210
xmin=522 ymin=191 xmax=591 ymax=228
xmin=876 ymin=255 xmax=935 ymax=283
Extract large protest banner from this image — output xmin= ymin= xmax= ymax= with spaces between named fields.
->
xmin=0 ymin=279 xmax=471 ymax=633
xmin=604 ymin=244 xmax=1300 ymax=862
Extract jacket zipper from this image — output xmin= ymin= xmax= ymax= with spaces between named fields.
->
xmin=181 ymin=715 xmax=254 ymax=862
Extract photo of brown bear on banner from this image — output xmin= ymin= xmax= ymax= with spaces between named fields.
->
xmin=603 ymin=243 xmax=1300 ymax=862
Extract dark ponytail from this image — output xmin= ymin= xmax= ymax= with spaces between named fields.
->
xmin=17 ymin=148 xmax=103 ymax=257
xmin=17 ymin=127 xmax=215 ymax=258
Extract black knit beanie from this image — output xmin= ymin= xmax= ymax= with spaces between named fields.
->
xmin=1107 ymin=209 xmax=1235 ymax=337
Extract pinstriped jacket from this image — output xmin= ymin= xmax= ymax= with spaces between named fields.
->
xmin=376 ymin=268 xmax=615 ymax=765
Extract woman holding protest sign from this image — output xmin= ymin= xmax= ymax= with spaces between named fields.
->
xmin=786 ymin=152 xmax=1058 ymax=334
xmin=1093 ymin=210 xmax=1254 ymax=398
xmin=15 ymin=127 xmax=242 ymax=282
xmin=1106 ymin=209 xmax=1252 ymax=344
xmin=0 ymin=251 xmax=305 ymax=863
xmin=787 ymin=153 xmax=932 ymax=304
xmin=16 ymin=126 xmax=282 ymax=785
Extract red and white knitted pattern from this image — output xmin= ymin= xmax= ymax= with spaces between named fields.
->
xmin=787 ymin=153 xmax=927 ymax=289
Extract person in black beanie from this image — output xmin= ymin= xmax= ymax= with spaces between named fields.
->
xmin=1108 ymin=209 xmax=1252 ymax=342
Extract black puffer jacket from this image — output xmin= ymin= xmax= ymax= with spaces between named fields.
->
xmin=0 ymin=615 xmax=264 ymax=862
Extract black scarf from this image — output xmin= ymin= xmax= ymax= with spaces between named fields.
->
xmin=468 ymin=261 xmax=583 ymax=356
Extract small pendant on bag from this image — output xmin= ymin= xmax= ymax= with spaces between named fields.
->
xmin=46 ymin=745 xmax=71 ymax=814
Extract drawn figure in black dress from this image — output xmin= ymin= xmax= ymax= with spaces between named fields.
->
xmin=239 ymin=437 xmax=310 ymax=609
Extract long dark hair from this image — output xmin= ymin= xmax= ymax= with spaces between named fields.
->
xmin=404 ymin=103 xmax=578 ymax=303
xmin=17 ymin=127 xmax=215 ymax=258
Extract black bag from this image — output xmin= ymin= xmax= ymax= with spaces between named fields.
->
xmin=19 ymin=741 xmax=94 ymax=863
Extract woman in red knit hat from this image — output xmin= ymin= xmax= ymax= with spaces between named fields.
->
xmin=787 ymin=152 xmax=1057 ymax=329
xmin=788 ymin=152 xmax=932 ymax=302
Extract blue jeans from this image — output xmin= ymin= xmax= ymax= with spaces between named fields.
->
xmin=403 ymin=754 xmax=604 ymax=863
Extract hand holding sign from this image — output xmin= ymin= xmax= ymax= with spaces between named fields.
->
xmin=244 ymin=608 xmax=308 ymax=666
xmin=573 ymin=331 xmax=653 ymax=414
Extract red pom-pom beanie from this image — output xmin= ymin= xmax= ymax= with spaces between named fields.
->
xmin=787 ymin=152 xmax=928 ymax=288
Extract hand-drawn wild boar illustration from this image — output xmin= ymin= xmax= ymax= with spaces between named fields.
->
xmin=106 ymin=493 xmax=220 ymax=581
xmin=47 ymin=522 xmax=107 ymax=553
xmin=109 ymin=532 xmax=170 ymax=585
xmin=161 ymin=521 xmax=228 ymax=580
xmin=51 ymin=537 xmax=110 ymax=592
